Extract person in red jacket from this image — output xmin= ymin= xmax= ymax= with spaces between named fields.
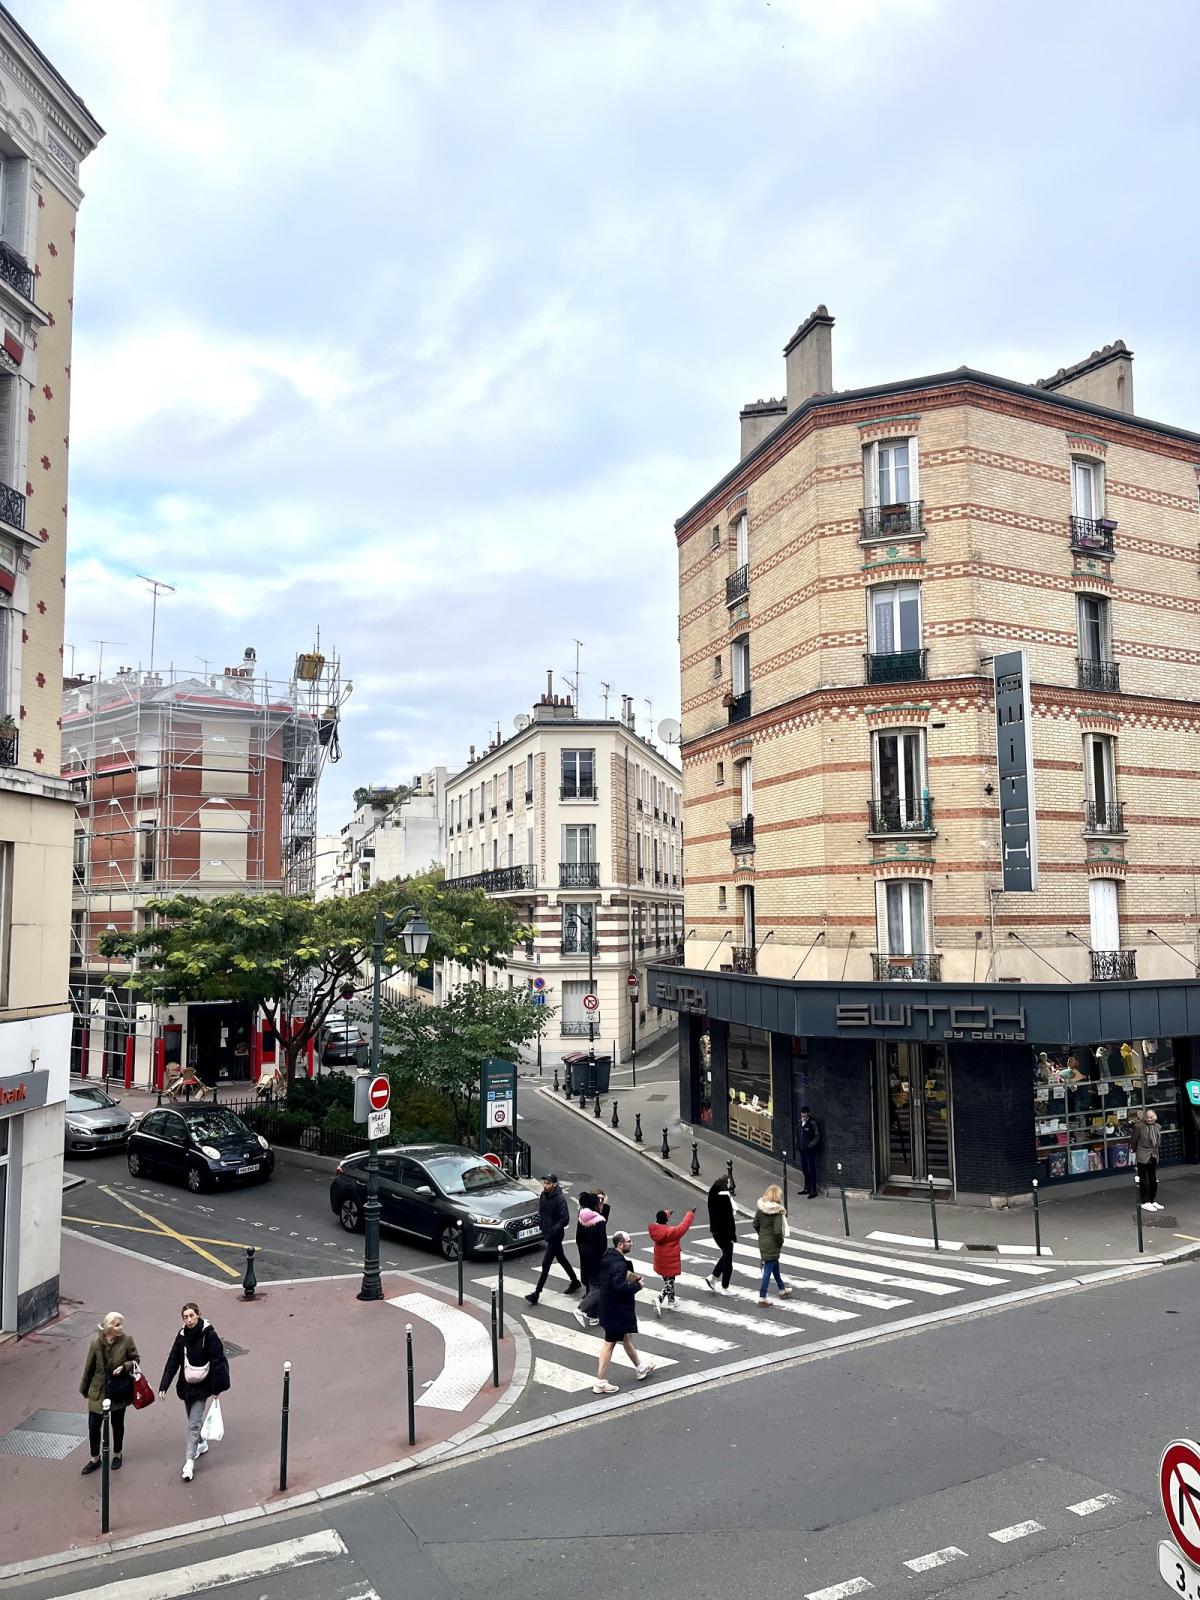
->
xmin=647 ymin=1206 xmax=695 ymax=1316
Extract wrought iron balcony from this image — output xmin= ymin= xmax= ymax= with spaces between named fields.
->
xmin=731 ymin=944 xmax=756 ymax=974
xmin=1069 ymin=516 xmax=1116 ymax=556
xmin=490 ymin=805 xmax=497 ymax=818
xmin=637 ymin=797 xmax=643 ymax=811
xmin=0 ymin=240 xmax=34 ymax=302
xmin=725 ymin=563 xmax=749 ymax=605
xmin=560 ymin=926 xmax=595 ymax=957
xmin=0 ymin=480 xmax=25 ymax=531
xmin=561 ymin=1019 xmax=594 ymax=1036
xmin=637 ymin=866 xmax=645 ymax=880
xmin=730 ymin=816 xmax=754 ymax=851
xmin=561 ymin=783 xmax=597 ymax=800
xmin=859 ymin=501 xmax=924 ymax=541
xmin=447 ymin=864 xmax=537 ymax=893
xmin=0 ymin=728 xmax=16 ymax=767
xmin=1077 ymin=656 xmax=1120 ymax=692
xmin=525 ymin=789 xmax=533 ymax=803
xmin=868 ymin=796 xmax=935 ymax=834
xmin=1091 ymin=948 xmax=1137 ymax=982
xmin=872 ymin=952 xmax=942 ymax=982
xmin=559 ymin=861 xmax=600 ymax=888
xmin=727 ymin=689 xmax=752 ymax=724
xmin=866 ymin=649 xmax=927 ymax=685
xmin=1084 ymin=800 xmax=1125 ymax=834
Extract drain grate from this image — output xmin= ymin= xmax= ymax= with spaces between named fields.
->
xmin=0 ymin=1410 xmax=88 ymax=1459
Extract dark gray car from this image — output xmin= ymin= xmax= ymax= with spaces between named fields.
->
xmin=64 ymin=1083 xmax=134 ymax=1155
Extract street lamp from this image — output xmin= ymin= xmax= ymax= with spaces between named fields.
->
xmin=358 ymin=905 xmax=430 ymax=1302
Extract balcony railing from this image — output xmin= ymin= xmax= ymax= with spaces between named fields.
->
xmin=562 ymin=1019 xmax=595 ymax=1036
xmin=0 ymin=729 xmax=16 ymax=767
xmin=561 ymin=783 xmax=597 ymax=800
xmin=490 ymin=805 xmax=497 ymax=818
xmin=868 ymin=796 xmax=935 ymax=834
xmin=725 ymin=563 xmax=749 ymax=605
xmin=0 ymin=240 xmax=34 ymax=302
xmin=872 ymin=952 xmax=942 ymax=982
xmin=0 ymin=480 xmax=25 ymax=531
xmin=560 ymin=927 xmax=596 ymax=957
xmin=525 ymin=789 xmax=533 ymax=803
xmin=506 ymin=798 xmax=513 ymax=813
xmin=1069 ymin=516 xmax=1117 ymax=556
xmin=731 ymin=944 xmax=756 ymax=974
xmin=730 ymin=816 xmax=754 ymax=851
xmin=637 ymin=797 xmax=644 ymax=811
xmin=447 ymin=864 xmax=537 ymax=894
xmin=859 ymin=501 xmax=924 ymax=541
xmin=866 ymin=649 xmax=927 ymax=685
xmin=727 ymin=689 xmax=752 ymax=724
xmin=1091 ymin=948 xmax=1137 ymax=982
xmin=559 ymin=861 xmax=600 ymax=888
xmin=1084 ymin=800 xmax=1126 ymax=834
xmin=1077 ymin=657 xmax=1120 ymax=693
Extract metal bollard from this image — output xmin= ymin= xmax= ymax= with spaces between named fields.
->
xmin=927 ymin=1174 xmax=940 ymax=1251
xmin=497 ymin=1244 xmax=506 ymax=1339
xmin=491 ymin=1290 xmax=500 ymax=1387
xmin=1135 ymin=1171 xmax=1145 ymax=1254
xmin=634 ymin=1112 xmax=643 ymax=1144
xmin=611 ymin=1098 xmax=619 ymax=1128
xmin=242 ymin=1245 xmax=257 ymax=1300
xmin=661 ymin=1126 xmax=670 ymax=1159
xmin=781 ymin=1151 xmax=789 ymax=1214
xmin=564 ymin=1060 xmax=574 ymax=1096
xmin=579 ymin=1086 xmax=588 ymax=1110
xmin=456 ymin=1220 xmax=464 ymax=1306
xmin=1032 ymin=1178 xmax=1042 ymax=1257
xmin=593 ymin=1091 xmax=602 ymax=1118
xmin=690 ymin=1140 xmax=700 ymax=1177
xmin=100 ymin=1399 xmax=111 ymax=1534
xmin=726 ymin=1159 xmax=736 ymax=1196
xmin=837 ymin=1162 xmax=850 ymax=1237
xmin=406 ymin=1323 xmax=416 ymax=1447
xmin=279 ymin=1361 xmax=291 ymax=1491
xmin=553 ymin=1067 xmax=560 ymax=1093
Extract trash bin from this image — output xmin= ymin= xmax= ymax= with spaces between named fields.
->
xmin=560 ymin=1051 xmax=611 ymax=1095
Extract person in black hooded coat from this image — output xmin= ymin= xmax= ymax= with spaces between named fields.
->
xmin=158 ymin=1300 xmax=230 ymax=1481
xmin=575 ymin=1187 xmax=610 ymax=1290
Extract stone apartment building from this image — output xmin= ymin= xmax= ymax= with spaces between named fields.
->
xmin=442 ymin=680 xmax=684 ymax=1062
xmin=328 ymin=771 xmax=446 ymax=899
xmin=652 ymin=307 xmax=1200 ymax=1202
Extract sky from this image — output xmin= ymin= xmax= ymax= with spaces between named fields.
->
xmin=23 ymin=0 xmax=1200 ymax=827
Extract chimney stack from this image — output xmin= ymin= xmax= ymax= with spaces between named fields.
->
xmin=1034 ymin=340 xmax=1134 ymax=415
xmin=784 ymin=304 xmax=834 ymax=413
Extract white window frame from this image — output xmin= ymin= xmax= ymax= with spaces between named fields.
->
xmin=1071 ymin=457 xmax=1104 ymax=520
xmin=1077 ymin=593 xmax=1110 ymax=663
xmin=1088 ymin=878 xmax=1120 ymax=954
xmin=738 ymin=757 xmax=753 ymax=818
xmin=562 ymin=823 xmax=595 ymax=864
xmin=1084 ymin=733 xmax=1116 ymax=813
xmin=731 ymin=634 xmax=750 ymax=695
xmin=876 ymin=879 xmax=929 ymax=957
xmin=868 ymin=583 xmax=922 ymax=656
xmin=561 ymin=748 xmax=595 ymax=798
xmin=863 ymin=436 xmax=919 ymax=509
xmin=0 ymin=841 xmax=11 ymax=1006
xmin=711 ymin=525 xmax=721 ymax=550
xmin=735 ymin=512 xmax=748 ymax=568
xmin=525 ymin=753 xmax=534 ymax=796
xmin=872 ymin=729 xmax=925 ymax=823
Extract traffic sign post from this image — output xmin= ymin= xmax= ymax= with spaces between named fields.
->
xmin=479 ymin=1056 xmax=518 ymax=1171
xmin=367 ymin=1108 xmax=391 ymax=1142
xmin=368 ymin=1075 xmax=390 ymax=1112
xmin=1159 ymin=1438 xmax=1200 ymax=1593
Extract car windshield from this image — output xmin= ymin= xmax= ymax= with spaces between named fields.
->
xmin=67 ymin=1088 xmax=117 ymax=1111
xmin=185 ymin=1109 xmax=250 ymax=1141
xmin=426 ymin=1156 xmax=510 ymax=1195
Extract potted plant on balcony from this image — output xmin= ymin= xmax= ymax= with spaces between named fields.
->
xmin=721 ymin=688 xmax=735 ymax=708
xmin=0 ymin=713 xmax=16 ymax=740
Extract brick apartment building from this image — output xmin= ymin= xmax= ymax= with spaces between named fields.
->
xmin=651 ymin=308 xmax=1200 ymax=1201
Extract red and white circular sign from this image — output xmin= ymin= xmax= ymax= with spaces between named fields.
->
xmin=368 ymin=1074 xmax=390 ymax=1112
xmin=582 ymin=992 xmax=599 ymax=1013
xmin=1161 ymin=1439 xmax=1200 ymax=1563
xmin=627 ymin=972 xmax=639 ymax=991
xmin=482 ymin=1151 xmax=503 ymax=1168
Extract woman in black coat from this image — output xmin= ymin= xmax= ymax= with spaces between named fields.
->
xmin=706 ymin=1175 xmax=737 ymax=1295
xmin=575 ymin=1187 xmax=610 ymax=1290
xmin=158 ymin=1301 xmax=230 ymax=1481
xmin=592 ymin=1233 xmax=653 ymax=1395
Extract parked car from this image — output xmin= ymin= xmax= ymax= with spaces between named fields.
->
xmin=64 ymin=1083 xmax=134 ymax=1155
xmin=320 ymin=1031 xmax=368 ymax=1069
xmin=127 ymin=1104 xmax=275 ymax=1192
xmin=329 ymin=1144 xmax=542 ymax=1259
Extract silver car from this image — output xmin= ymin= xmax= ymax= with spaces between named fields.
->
xmin=64 ymin=1084 xmax=134 ymax=1155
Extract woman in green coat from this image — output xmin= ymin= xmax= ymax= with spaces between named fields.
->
xmin=753 ymin=1184 xmax=794 ymax=1306
xmin=79 ymin=1311 xmax=139 ymax=1474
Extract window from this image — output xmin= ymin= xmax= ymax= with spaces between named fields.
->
xmin=562 ymin=824 xmax=595 ymax=864
xmin=715 ymin=761 xmax=725 ymax=786
xmin=878 ymin=880 xmax=928 ymax=956
xmin=1072 ymin=458 xmax=1103 ymax=520
xmin=561 ymin=902 xmax=595 ymax=955
xmin=873 ymin=731 xmax=925 ymax=828
xmin=735 ymin=512 xmax=748 ymax=567
xmin=864 ymin=437 xmax=917 ymax=507
xmin=506 ymin=832 xmax=514 ymax=866
xmin=506 ymin=764 xmax=514 ymax=803
xmin=0 ymin=600 xmax=10 ymax=717
xmin=739 ymin=884 xmax=755 ymax=947
xmin=869 ymin=584 xmax=921 ymax=655
xmin=636 ymin=832 xmax=643 ymax=872
xmin=526 ymin=753 xmax=534 ymax=797
xmin=738 ymin=757 xmax=753 ymax=819
xmin=561 ymin=749 xmax=595 ymax=798
xmin=139 ymin=820 xmax=156 ymax=882
xmin=711 ymin=525 xmax=721 ymax=550
xmin=467 ymin=786 xmax=474 ymax=824
xmin=713 ymin=653 xmax=722 ymax=680
xmin=731 ymin=634 xmax=750 ymax=694
xmin=0 ymin=377 xmax=18 ymax=497
xmin=1089 ymin=878 xmax=1120 ymax=954
xmin=1084 ymin=733 xmax=1116 ymax=815
xmin=1077 ymin=595 xmax=1109 ymax=663
xmin=727 ymin=1024 xmax=772 ymax=1148
xmin=718 ymin=885 xmax=727 ymax=910
xmin=0 ymin=155 xmax=27 ymax=260
xmin=492 ymin=838 xmax=498 ymax=869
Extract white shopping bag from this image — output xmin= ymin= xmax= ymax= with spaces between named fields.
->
xmin=200 ymin=1398 xmax=225 ymax=1443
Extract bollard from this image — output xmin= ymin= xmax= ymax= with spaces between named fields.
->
xmin=611 ymin=1098 xmax=619 ymax=1129
xmin=726 ymin=1159 xmax=736 ymax=1196
xmin=579 ymin=1086 xmax=588 ymax=1110
xmin=593 ymin=1091 xmax=602 ymax=1118
xmin=661 ymin=1126 xmax=670 ymax=1159
xmin=564 ymin=1060 xmax=574 ymax=1096
xmin=279 ymin=1361 xmax=291 ymax=1491
xmin=1135 ymin=1171 xmax=1145 ymax=1254
xmin=927 ymin=1174 xmax=940 ymax=1252
xmin=456 ymin=1220 xmax=465 ymax=1306
xmin=100 ymin=1399 xmax=111 ymax=1534
xmin=497 ymin=1244 xmax=506 ymax=1339
xmin=781 ymin=1151 xmax=789 ymax=1214
xmin=553 ymin=1067 xmax=560 ymax=1093
xmin=491 ymin=1290 xmax=500 ymax=1387
xmin=1032 ymin=1178 xmax=1042 ymax=1257
xmin=406 ymin=1323 xmax=416 ymax=1447
xmin=690 ymin=1140 xmax=700 ymax=1177
xmin=837 ymin=1161 xmax=850 ymax=1237
xmin=634 ymin=1112 xmax=643 ymax=1144
xmin=242 ymin=1245 xmax=257 ymax=1300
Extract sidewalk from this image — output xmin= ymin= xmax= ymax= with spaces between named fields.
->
xmin=0 ymin=1232 xmax=521 ymax=1577
xmin=538 ymin=1075 xmax=1200 ymax=1267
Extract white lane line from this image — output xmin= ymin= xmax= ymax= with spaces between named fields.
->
xmin=903 ymin=1546 xmax=967 ymax=1572
xmin=868 ymin=1230 xmax=964 ymax=1252
xmin=533 ymin=1356 xmax=599 ymax=1393
xmin=1069 ymin=1492 xmax=1120 ymax=1515
xmin=997 ymin=1245 xmax=1055 ymax=1261
xmin=522 ymin=1314 xmax=678 ymax=1370
xmin=805 ymin=1578 xmax=873 ymax=1599
xmin=989 ymin=1519 xmax=1044 ymax=1543
xmin=682 ymin=1251 xmax=907 ymax=1310
xmin=672 ymin=1274 xmax=796 ymax=1336
xmin=389 ymin=1291 xmax=492 ymax=1411
xmin=776 ymin=1238 xmax=1012 ymax=1287
xmin=493 ymin=1275 xmax=736 ymax=1353
xmin=49 ymin=1531 xmax=348 ymax=1600
xmin=729 ymin=1241 xmax=956 ymax=1299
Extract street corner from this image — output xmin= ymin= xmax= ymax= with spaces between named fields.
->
xmin=61 ymin=1177 xmax=259 ymax=1283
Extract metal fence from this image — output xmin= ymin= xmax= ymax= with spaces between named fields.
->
xmin=222 ymin=1095 xmax=365 ymax=1161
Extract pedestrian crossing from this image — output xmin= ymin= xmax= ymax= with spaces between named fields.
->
xmin=490 ymin=1225 xmax=1059 ymax=1399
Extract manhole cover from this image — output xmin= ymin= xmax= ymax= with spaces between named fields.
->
xmin=644 ymin=1093 xmax=668 ymax=1103
xmin=0 ymin=1410 xmax=88 ymax=1459
xmin=1144 ymin=1212 xmax=1178 ymax=1229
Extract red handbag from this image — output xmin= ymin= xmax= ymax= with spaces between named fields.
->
xmin=131 ymin=1363 xmax=155 ymax=1410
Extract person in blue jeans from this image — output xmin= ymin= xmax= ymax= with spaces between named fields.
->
xmin=753 ymin=1184 xmax=793 ymax=1305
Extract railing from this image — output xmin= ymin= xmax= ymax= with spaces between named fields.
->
xmin=525 ymin=789 xmax=533 ymax=803
xmin=868 ymin=797 xmax=935 ymax=834
xmin=0 ymin=729 xmax=16 ymax=767
xmin=1077 ymin=656 xmax=1120 ymax=692
xmin=725 ymin=564 xmax=749 ymax=605
xmin=485 ymin=1126 xmax=532 ymax=1180
xmin=559 ymin=861 xmax=599 ymax=888
xmin=561 ymin=783 xmax=597 ymax=800
xmin=727 ymin=689 xmax=752 ymax=724
xmin=730 ymin=817 xmax=754 ymax=851
xmin=1091 ymin=949 xmax=1137 ymax=982
xmin=865 ymin=649 xmax=927 ymax=684
xmin=561 ymin=1019 xmax=594 ymax=1036
xmin=1084 ymin=800 xmax=1125 ymax=833
xmin=447 ymin=864 xmax=537 ymax=893
xmin=0 ymin=480 xmax=25 ymax=531
xmin=1069 ymin=516 xmax=1116 ymax=556
xmin=560 ymin=927 xmax=596 ymax=956
xmin=0 ymin=240 xmax=34 ymax=302
xmin=224 ymin=1097 xmax=366 ymax=1162
xmin=490 ymin=805 xmax=497 ymax=818
xmin=859 ymin=501 xmax=924 ymax=541
xmin=505 ymin=798 xmax=513 ymax=813
xmin=731 ymin=944 xmax=756 ymax=974
xmin=637 ymin=797 xmax=644 ymax=811
xmin=872 ymin=952 xmax=942 ymax=982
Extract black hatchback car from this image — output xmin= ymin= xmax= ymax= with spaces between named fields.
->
xmin=127 ymin=1105 xmax=275 ymax=1192
xmin=329 ymin=1144 xmax=543 ymax=1259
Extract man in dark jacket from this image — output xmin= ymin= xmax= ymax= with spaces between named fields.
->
xmin=593 ymin=1232 xmax=654 ymax=1394
xmin=525 ymin=1173 xmax=581 ymax=1304
xmin=798 ymin=1106 xmax=822 ymax=1198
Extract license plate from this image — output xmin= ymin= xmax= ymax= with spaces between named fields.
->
xmin=236 ymin=1164 xmax=260 ymax=1175
xmin=1160 ymin=1540 xmax=1200 ymax=1597
xmin=517 ymin=1225 xmax=541 ymax=1239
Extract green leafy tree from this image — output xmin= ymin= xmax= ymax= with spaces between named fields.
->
xmin=97 ymin=870 xmax=532 ymax=1085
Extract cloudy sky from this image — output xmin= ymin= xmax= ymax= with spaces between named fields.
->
xmin=25 ymin=0 xmax=1200 ymax=826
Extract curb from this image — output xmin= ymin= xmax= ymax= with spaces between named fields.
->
xmin=535 ymin=1085 xmax=1200 ymax=1271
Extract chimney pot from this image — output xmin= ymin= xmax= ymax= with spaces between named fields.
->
xmin=783 ymin=305 xmax=835 ymax=413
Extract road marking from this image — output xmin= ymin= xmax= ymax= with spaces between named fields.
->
xmin=729 ymin=1242 xmax=955 ymax=1299
xmin=522 ymin=1314 xmax=678 ymax=1370
xmin=997 ymin=1244 xmax=1054 ymax=1257
xmin=903 ymin=1546 xmax=967 ymax=1572
xmin=681 ymin=1252 xmax=907 ymax=1311
xmin=805 ymin=1578 xmax=873 ymax=1599
xmin=98 ymin=1186 xmax=240 ymax=1279
xmin=533 ymin=1356 xmax=598 ymax=1393
xmin=64 ymin=1215 xmax=258 ymax=1251
xmin=493 ymin=1276 xmax=736 ymax=1353
xmin=988 ymin=1519 xmax=1044 ymax=1542
xmin=1068 ymin=1492 xmax=1120 ymax=1515
xmin=48 ymin=1530 xmax=348 ymax=1600
xmin=390 ymin=1292 xmax=492 ymax=1411
xmin=774 ymin=1238 xmax=1013 ymax=1288
xmin=868 ymin=1230 xmax=965 ymax=1252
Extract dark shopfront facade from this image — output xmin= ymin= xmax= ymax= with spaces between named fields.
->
xmin=649 ymin=967 xmax=1200 ymax=1202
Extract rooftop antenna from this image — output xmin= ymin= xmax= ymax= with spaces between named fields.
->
xmin=138 ymin=575 xmax=176 ymax=678
xmin=573 ymin=638 xmax=584 ymax=708
xmin=657 ymin=717 xmax=682 ymax=749
xmin=600 ymin=680 xmax=611 ymax=718
xmin=644 ymin=697 xmax=654 ymax=733
xmin=91 ymin=639 xmax=123 ymax=682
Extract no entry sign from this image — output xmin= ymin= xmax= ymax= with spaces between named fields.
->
xmin=368 ymin=1074 xmax=390 ymax=1112
xmin=1161 ymin=1439 xmax=1200 ymax=1564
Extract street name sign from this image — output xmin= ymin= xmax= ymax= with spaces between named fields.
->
xmin=367 ymin=1108 xmax=391 ymax=1142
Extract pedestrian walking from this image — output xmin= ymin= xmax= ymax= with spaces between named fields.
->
xmin=753 ymin=1183 xmax=793 ymax=1306
xmin=158 ymin=1301 xmax=230 ymax=1481
xmin=525 ymin=1173 xmax=581 ymax=1304
xmin=79 ymin=1311 xmax=140 ymax=1475
xmin=705 ymin=1175 xmax=737 ymax=1296
xmin=592 ymin=1231 xmax=655 ymax=1394
xmin=648 ymin=1206 xmax=695 ymax=1315
xmin=575 ymin=1187 xmax=610 ymax=1291
xmin=1132 ymin=1108 xmax=1163 ymax=1210
xmin=797 ymin=1105 xmax=822 ymax=1198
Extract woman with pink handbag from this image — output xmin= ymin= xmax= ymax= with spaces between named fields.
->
xmin=157 ymin=1301 xmax=230 ymax=1482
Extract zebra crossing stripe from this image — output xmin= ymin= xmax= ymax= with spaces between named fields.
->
xmin=679 ymin=1251 xmax=907 ymax=1310
xmin=46 ymin=1532 xmax=349 ymax=1600
xmin=670 ymin=1276 xmax=797 ymax=1336
xmin=493 ymin=1276 xmax=737 ymax=1353
xmin=533 ymin=1356 xmax=599 ymax=1393
xmin=521 ymin=1314 xmax=679 ymax=1369
xmin=768 ymin=1238 xmax=1013 ymax=1288
xmin=727 ymin=1241 xmax=959 ymax=1298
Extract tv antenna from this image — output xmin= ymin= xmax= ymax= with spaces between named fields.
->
xmin=600 ymin=681 xmax=611 ymax=718
xmin=138 ymin=575 xmax=176 ymax=678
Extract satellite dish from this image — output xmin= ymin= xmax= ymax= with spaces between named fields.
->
xmin=657 ymin=717 xmax=682 ymax=746
xmin=513 ymin=713 xmax=532 ymax=732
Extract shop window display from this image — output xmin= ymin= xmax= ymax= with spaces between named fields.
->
xmin=727 ymin=1023 xmax=772 ymax=1149
xmin=1034 ymin=1038 xmax=1181 ymax=1182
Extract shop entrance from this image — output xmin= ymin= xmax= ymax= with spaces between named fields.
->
xmin=876 ymin=1040 xmax=953 ymax=1190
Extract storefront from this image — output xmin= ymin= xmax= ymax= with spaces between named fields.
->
xmin=650 ymin=967 xmax=1200 ymax=1202
xmin=0 ymin=1017 xmax=70 ymax=1334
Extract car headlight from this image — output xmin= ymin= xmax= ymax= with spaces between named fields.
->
xmin=66 ymin=1120 xmax=89 ymax=1134
xmin=470 ymin=1215 xmax=502 ymax=1227
xmin=257 ymin=1134 xmax=270 ymax=1150
xmin=200 ymin=1145 xmax=221 ymax=1160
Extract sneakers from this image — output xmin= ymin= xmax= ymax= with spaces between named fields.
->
xmin=524 ymin=1292 xmax=540 ymax=1305
xmin=1141 ymin=1201 xmax=1157 ymax=1210
xmin=181 ymin=1459 xmax=194 ymax=1481
xmin=565 ymin=1281 xmax=582 ymax=1294
xmin=593 ymin=1380 xmax=619 ymax=1395
xmin=196 ymin=1440 xmax=209 ymax=1456
xmin=779 ymin=1287 xmax=793 ymax=1298
xmin=705 ymin=1275 xmax=717 ymax=1294
xmin=1152 ymin=1201 xmax=1165 ymax=1210
xmin=654 ymin=1296 xmax=663 ymax=1318
xmin=758 ymin=1297 xmax=769 ymax=1306
xmin=636 ymin=1362 xmax=656 ymax=1381
xmin=572 ymin=1308 xmax=589 ymax=1330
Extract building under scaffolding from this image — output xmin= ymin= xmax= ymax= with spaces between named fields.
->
xmin=63 ymin=643 xmax=347 ymax=1086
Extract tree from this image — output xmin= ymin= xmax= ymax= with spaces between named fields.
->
xmin=379 ymin=983 xmax=553 ymax=1144
xmin=97 ymin=869 xmax=533 ymax=1085
xmin=353 ymin=783 xmax=412 ymax=811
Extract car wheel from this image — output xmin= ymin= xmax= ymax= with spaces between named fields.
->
xmin=185 ymin=1162 xmax=207 ymax=1194
xmin=437 ymin=1222 xmax=470 ymax=1261
xmin=127 ymin=1150 xmax=143 ymax=1177
xmin=339 ymin=1196 xmax=363 ymax=1233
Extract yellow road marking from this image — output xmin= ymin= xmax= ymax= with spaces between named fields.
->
xmin=99 ymin=1185 xmax=241 ymax=1279
xmin=1173 ymin=1233 xmax=1200 ymax=1241
xmin=65 ymin=1214 xmax=261 ymax=1252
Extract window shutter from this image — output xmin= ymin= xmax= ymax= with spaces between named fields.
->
xmin=863 ymin=443 xmax=878 ymax=508
xmin=0 ymin=378 xmax=15 ymax=487
xmin=2 ymin=159 xmax=27 ymax=256
xmin=908 ymin=436 xmax=920 ymax=503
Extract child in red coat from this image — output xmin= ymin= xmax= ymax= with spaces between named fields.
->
xmin=647 ymin=1207 xmax=695 ymax=1316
